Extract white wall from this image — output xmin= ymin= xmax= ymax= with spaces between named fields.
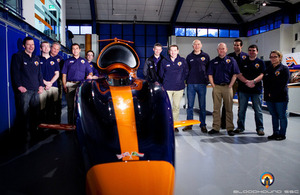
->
xmin=173 ymin=22 xmax=300 ymax=61
xmin=61 ymin=0 xmax=66 ymax=46
xmin=172 ymin=36 xmax=246 ymax=59
xmin=73 ymin=34 xmax=100 ymax=62
xmin=23 ymin=0 xmax=35 ymax=27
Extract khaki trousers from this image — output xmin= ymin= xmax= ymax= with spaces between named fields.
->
xmin=212 ymin=85 xmax=234 ymax=130
xmin=167 ymin=90 xmax=184 ymax=121
xmin=39 ymin=87 xmax=59 ymax=110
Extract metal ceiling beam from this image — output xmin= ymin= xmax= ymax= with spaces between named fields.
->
xmin=170 ymin=0 xmax=184 ymax=24
xmin=220 ymin=0 xmax=244 ymax=24
xmin=89 ymin=0 xmax=97 ymax=33
xmin=170 ymin=0 xmax=184 ymax=34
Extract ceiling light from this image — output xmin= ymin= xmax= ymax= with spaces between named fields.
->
xmin=262 ymin=1 xmax=267 ymax=6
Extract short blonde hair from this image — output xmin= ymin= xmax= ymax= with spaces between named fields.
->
xmin=270 ymin=50 xmax=283 ymax=62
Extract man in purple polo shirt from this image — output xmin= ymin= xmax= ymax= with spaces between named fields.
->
xmin=11 ymin=37 xmax=44 ymax=142
xmin=183 ymin=39 xmax=210 ymax=133
xmin=62 ymin=43 xmax=93 ymax=124
xmin=39 ymin=41 xmax=60 ymax=123
xmin=207 ymin=43 xmax=240 ymax=136
xmin=159 ymin=45 xmax=188 ymax=132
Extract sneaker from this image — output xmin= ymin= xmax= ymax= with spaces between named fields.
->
xmin=201 ymin=126 xmax=207 ymax=133
xmin=208 ymin=129 xmax=219 ymax=134
xmin=257 ymin=130 xmax=265 ymax=136
xmin=233 ymin=128 xmax=244 ymax=133
xmin=182 ymin=126 xmax=192 ymax=131
xmin=174 ymin=128 xmax=179 ymax=132
xmin=275 ymin=135 xmax=286 ymax=141
xmin=268 ymin=134 xmax=278 ymax=140
xmin=227 ymin=130 xmax=235 ymax=136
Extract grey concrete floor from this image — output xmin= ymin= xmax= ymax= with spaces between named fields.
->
xmin=174 ymin=104 xmax=300 ymax=195
xmin=0 ymin=103 xmax=299 ymax=195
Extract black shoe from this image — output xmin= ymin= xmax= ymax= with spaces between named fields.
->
xmin=182 ymin=126 xmax=192 ymax=131
xmin=228 ymin=130 xmax=235 ymax=136
xmin=275 ymin=135 xmax=286 ymax=141
xmin=201 ymin=126 xmax=207 ymax=133
xmin=208 ymin=129 xmax=219 ymax=134
xmin=233 ymin=128 xmax=244 ymax=133
xmin=257 ymin=130 xmax=265 ymax=136
xmin=175 ymin=128 xmax=179 ymax=132
xmin=268 ymin=134 xmax=278 ymax=140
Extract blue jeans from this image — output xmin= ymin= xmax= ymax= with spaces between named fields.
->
xmin=17 ymin=90 xmax=40 ymax=131
xmin=237 ymin=92 xmax=264 ymax=131
xmin=186 ymin=84 xmax=207 ymax=127
xmin=266 ymin=101 xmax=288 ymax=136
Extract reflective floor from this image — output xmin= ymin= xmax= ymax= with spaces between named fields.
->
xmin=0 ymin=103 xmax=300 ymax=195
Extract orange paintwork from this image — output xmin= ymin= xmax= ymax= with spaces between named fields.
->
xmin=173 ymin=119 xmax=201 ymax=128
xmin=86 ymin=161 xmax=175 ymax=195
xmin=110 ymin=86 xmax=140 ymax=161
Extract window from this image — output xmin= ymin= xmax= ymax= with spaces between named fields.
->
xmin=230 ymin=30 xmax=239 ymax=37
xmin=68 ymin=26 xmax=80 ymax=34
xmin=197 ymin=28 xmax=207 ymax=37
xmin=81 ymin=26 xmax=92 ymax=34
xmin=247 ymin=30 xmax=252 ymax=36
xmin=175 ymin=28 xmax=185 ymax=36
xmin=186 ymin=28 xmax=196 ymax=36
xmin=274 ymin=20 xmax=282 ymax=28
xmin=253 ymin=28 xmax=259 ymax=35
xmin=260 ymin=25 xmax=269 ymax=33
xmin=208 ymin=29 xmax=218 ymax=37
xmin=219 ymin=29 xmax=229 ymax=37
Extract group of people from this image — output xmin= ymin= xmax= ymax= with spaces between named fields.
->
xmin=143 ymin=39 xmax=289 ymax=141
xmin=10 ymin=36 xmax=289 ymax=143
xmin=11 ymin=37 xmax=99 ymax=142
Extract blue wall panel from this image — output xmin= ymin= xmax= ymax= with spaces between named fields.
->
xmin=7 ymin=26 xmax=26 ymax=129
xmin=135 ymin=24 xmax=145 ymax=35
xmin=0 ymin=24 xmax=8 ymax=135
xmin=146 ymin=25 xmax=156 ymax=35
xmin=134 ymin=36 xmax=145 ymax=46
xmin=123 ymin=24 xmax=133 ymax=35
xmin=146 ymin=36 xmax=156 ymax=46
xmin=99 ymin=24 xmax=110 ymax=35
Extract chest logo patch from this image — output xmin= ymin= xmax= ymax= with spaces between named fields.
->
xmin=255 ymin=63 xmax=260 ymax=69
xmin=34 ymin=61 xmax=39 ymax=66
xmin=90 ymin=65 xmax=93 ymax=68
xmin=81 ymin=60 xmax=85 ymax=64
xmin=57 ymin=58 xmax=60 ymax=62
xmin=201 ymin=57 xmax=206 ymax=61
xmin=275 ymin=71 xmax=280 ymax=76
xmin=226 ymin=59 xmax=231 ymax=63
xmin=50 ymin=61 xmax=55 ymax=66
xmin=178 ymin=61 xmax=182 ymax=66
xmin=242 ymin=55 xmax=247 ymax=60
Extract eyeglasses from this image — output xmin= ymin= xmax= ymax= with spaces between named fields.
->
xmin=269 ymin=56 xmax=279 ymax=59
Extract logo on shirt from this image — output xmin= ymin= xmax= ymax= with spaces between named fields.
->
xmin=90 ymin=65 xmax=93 ymax=68
xmin=81 ymin=60 xmax=85 ymax=64
xmin=226 ymin=59 xmax=231 ymax=63
xmin=34 ymin=61 xmax=39 ymax=66
xmin=255 ymin=63 xmax=260 ymax=69
xmin=70 ymin=60 xmax=74 ymax=63
xmin=166 ymin=64 xmax=171 ymax=67
xmin=201 ymin=57 xmax=206 ymax=61
xmin=50 ymin=61 xmax=55 ymax=66
xmin=24 ymin=62 xmax=27 ymax=65
xmin=190 ymin=59 xmax=194 ymax=62
xmin=57 ymin=58 xmax=60 ymax=63
xmin=275 ymin=71 xmax=280 ymax=76
xmin=242 ymin=55 xmax=247 ymax=60
xmin=178 ymin=61 xmax=182 ymax=66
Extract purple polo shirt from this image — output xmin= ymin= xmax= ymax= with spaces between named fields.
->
xmin=40 ymin=55 xmax=60 ymax=87
xmin=61 ymin=56 xmax=92 ymax=81
xmin=207 ymin=55 xmax=240 ymax=85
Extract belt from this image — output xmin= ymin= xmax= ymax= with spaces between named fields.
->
xmin=216 ymin=83 xmax=229 ymax=86
xmin=67 ymin=81 xmax=80 ymax=83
